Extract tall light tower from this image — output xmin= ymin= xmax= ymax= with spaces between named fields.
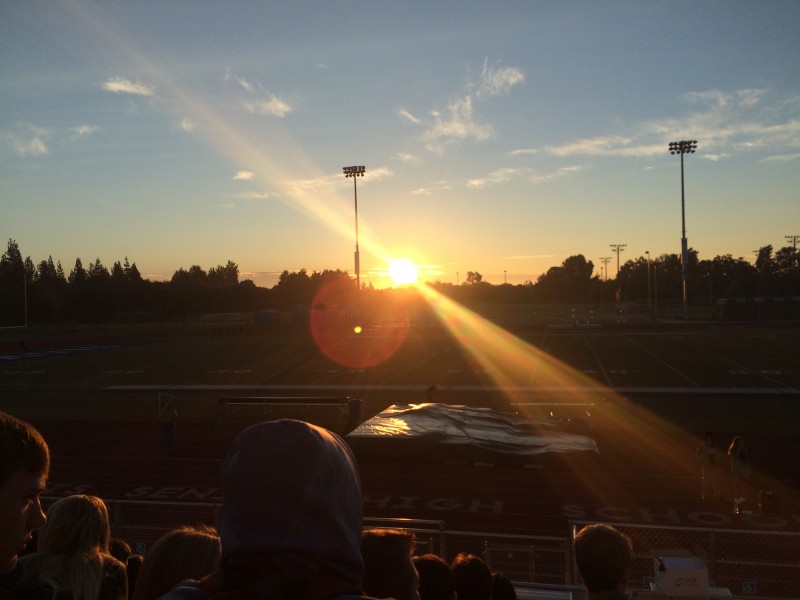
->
xmin=610 ymin=244 xmax=626 ymax=277
xmin=669 ymin=140 xmax=697 ymax=320
xmin=343 ymin=165 xmax=365 ymax=295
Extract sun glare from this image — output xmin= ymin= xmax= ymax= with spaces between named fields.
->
xmin=388 ymin=259 xmax=419 ymax=286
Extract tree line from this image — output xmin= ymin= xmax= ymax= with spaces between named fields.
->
xmin=0 ymin=238 xmax=797 ymax=327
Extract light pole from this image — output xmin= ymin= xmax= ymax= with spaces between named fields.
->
xmin=599 ymin=257 xmax=612 ymax=282
xmin=610 ymin=244 xmax=626 ymax=277
xmin=504 ymin=270 xmax=507 ymax=285
xmin=343 ymin=165 xmax=365 ymax=297
xmin=645 ymin=250 xmax=651 ymax=319
xmin=669 ymin=140 xmax=697 ymax=320
xmin=654 ymin=262 xmax=658 ymax=318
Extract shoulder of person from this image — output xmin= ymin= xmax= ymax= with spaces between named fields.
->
xmin=156 ymin=579 xmax=205 ymax=599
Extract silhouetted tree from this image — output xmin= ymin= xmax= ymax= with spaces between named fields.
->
xmin=0 ymin=239 xmax=26 ymax=325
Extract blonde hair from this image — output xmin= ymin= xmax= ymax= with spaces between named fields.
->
xmin=133 ymin=525 xmax=221 ymax=600
xmin=26 ymin=494 xmax=123 ymax=600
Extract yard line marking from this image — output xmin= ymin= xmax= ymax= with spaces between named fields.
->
xmin=623 ymin=335 xmax=700 ymax=387
xmin=581 ymin=335 xmax=614 ymax=387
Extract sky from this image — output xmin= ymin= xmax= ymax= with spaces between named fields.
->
xmin=2 ymin=1 xmax=799 ymax=289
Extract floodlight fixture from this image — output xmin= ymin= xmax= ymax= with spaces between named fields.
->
xmin=343 ymin=165 xmax=365 ymax=178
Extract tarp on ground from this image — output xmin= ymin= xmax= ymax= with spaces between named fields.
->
xmin=346 ymin=403 xmax=597 ymax=463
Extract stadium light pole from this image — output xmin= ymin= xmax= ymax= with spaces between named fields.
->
xmin=343 ymin=166 xmax=365 ymax=298
xmin=669 ymin=140 xmax=697 ymax=320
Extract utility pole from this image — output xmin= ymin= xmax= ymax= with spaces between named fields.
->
xmin=609 ymin=244 xmax=626 ymax=277
xmin=646 ymin=250 xmax=651 ymax=319
xmin=599 ymin=257 xmax=612 ymax=281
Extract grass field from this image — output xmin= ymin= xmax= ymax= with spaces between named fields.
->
xmin=2 ymin=320 xmax=798 ymax=433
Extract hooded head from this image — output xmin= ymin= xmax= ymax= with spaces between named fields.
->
xmin=219 ymin=419 xmax=364 ymax=587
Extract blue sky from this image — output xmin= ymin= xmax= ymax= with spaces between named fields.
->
xmin=2 ymin=1 xmax=799 ymax=288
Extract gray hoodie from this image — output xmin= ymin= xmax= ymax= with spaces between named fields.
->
xmin=160 ymin=419 xmax=366 ymax=599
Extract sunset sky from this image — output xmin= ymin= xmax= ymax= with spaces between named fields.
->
xmin=2 ymin=1 xmax=798 ymax=288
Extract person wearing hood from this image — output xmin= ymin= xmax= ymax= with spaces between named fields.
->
xmin=160 ymin=419 xmax=372 ymax=600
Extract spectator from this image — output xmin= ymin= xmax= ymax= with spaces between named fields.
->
xmin=491 ymin=573 xmax=516 ymax=600
xmin=413 ymin=554 xmax=455 ymax=600
xmin=361 ymin=529 xmax=419 ymax=600
xmin=695 ymin=431 xmax=721 ymax=500
xmin=160 ymin=419 xmax=372 ymax=599
xmin=126 ymin=554 xmax=143 ymax=599
xmin=450 ymin=554 xmax=492 ymax=600
xmin=727 ymin=436 xmax=751 ymax=502
xmin=20 ymin=494 xmax=128 ymax=599
xmin=0 ymin=412 xmax=49 ymax=576
xmin=573 ymin=524 xmax=632 ymax=600
xmin=109 ymin=538 xmax=132 ymax=566
xmin=132 ymin=525 xmax=220 ymax=600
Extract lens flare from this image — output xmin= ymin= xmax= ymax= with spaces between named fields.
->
xmin=309 ymin=277 xmax=408 ymax=368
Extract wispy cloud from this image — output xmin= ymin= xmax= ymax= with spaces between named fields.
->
xmin=468 ymin=165 xmax=586 ymax=188
xmin=245 ymin=95 xmax=292 ymax=118
xmin=102 ymin=77 xmax=154 ymax=96
xmin=226 ymin=69 xmax=293 ymax=118
xmin=236 ymin=76 xmax=254 ymax=92
xmin=535 ymin=89 xmax=800 ymax=162
xmin=232 ymin=191 xmax=270 ymax=200
xmin=410 ymin=181 xmax=452 ymax=195
xmin=72 ymin=125 xmax=99 ymax=138
xmin=530 ymin=165 xmax=585 ymax=183
xmin=760 ymin=152 xmax=800 ymax=163
xmin=423 ymin=96 xmax=491 ymax=154
xmin=179 ymin=118 xmax=196 ymax=133
xmin=478 ymin=58 xmax=524 ymax=97
xmin=504 ymin=254 xmax=557 ymax=260
xmin=233 ymin=171 xmax=255 ymax=181
xmin=399 ymin=109 xmax=421 ymax=124
xmin=407 ymin=58 xmax=523 ymax=155
xmin=395 ymin=152 xmax=416 ymax=163
xmin=468 ymin=167 xmax=529 ymax=188
xmin=13 ymin=137 xmax=49 ymax=157
xmin=4 ymin=123 xmax=51 ymax=157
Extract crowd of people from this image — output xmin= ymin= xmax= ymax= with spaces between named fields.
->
xmin=2 ymin=411 xmax=641 ymax=599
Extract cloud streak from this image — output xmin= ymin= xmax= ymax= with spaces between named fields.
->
xmin=478 ymin=58 xmax=524 ymax=97
xmin=102 ymin=77 xmax=154 ymax=96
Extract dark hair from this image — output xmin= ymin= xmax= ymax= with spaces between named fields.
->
xmin=450 ymin=553 xmax=492 ymax=600
xmin=492 ymin=572 xmax=517 ymax=600
xmin=413 ymin=554 xmax=454 ymax=600
xmin=0 ymin=411 xmax=50 ymax=487
xmin=573 ymin=524 xmax=633 ymax=594
xmin=361 ymin=529 xmax=416 ymax=600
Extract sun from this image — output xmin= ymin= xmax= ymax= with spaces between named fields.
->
xmin=388 ymin=258 xmax=419 ymax=286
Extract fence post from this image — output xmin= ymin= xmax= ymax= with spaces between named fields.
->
xmin=708 ymin=529 xmax=716 ymax=584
